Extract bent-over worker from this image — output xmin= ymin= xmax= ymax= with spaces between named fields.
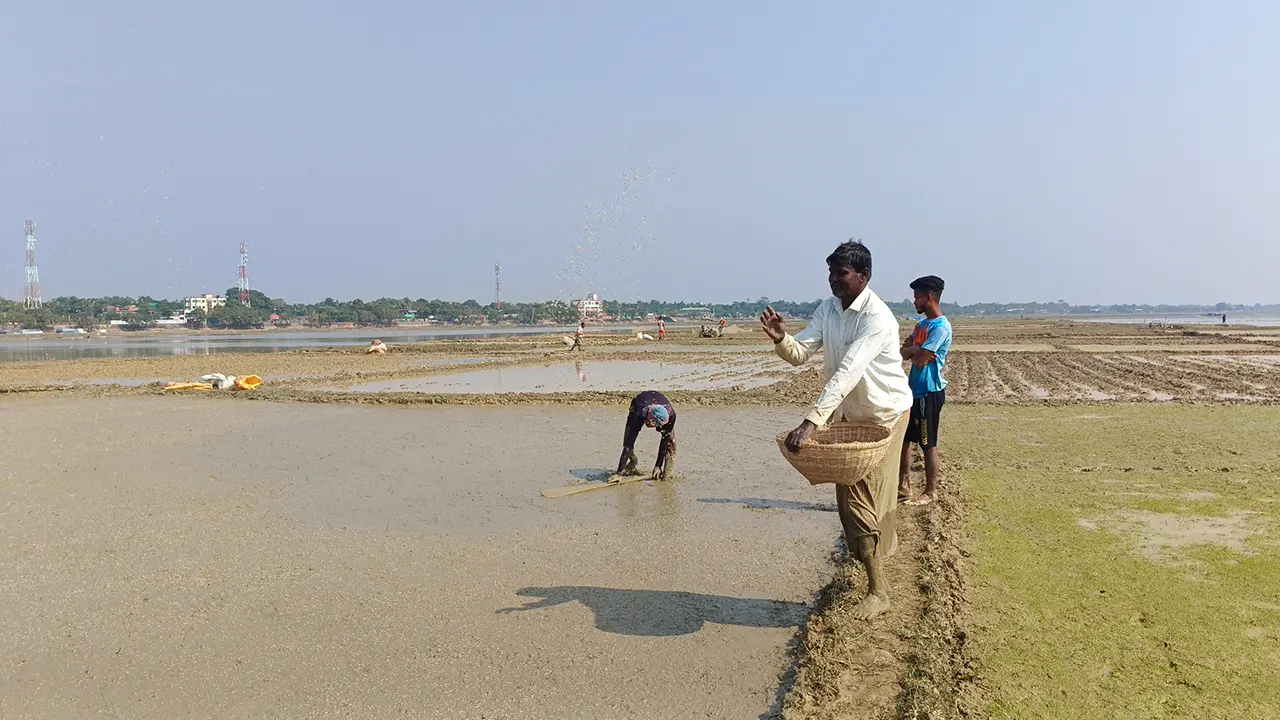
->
xmin=617 ymin=390 xmax=676 ymax=480
xmin=762 ymin=239 xmax=913 ymax=621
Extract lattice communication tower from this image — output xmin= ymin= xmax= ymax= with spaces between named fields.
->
xmin=237 ymin=242 xmax=250 ymax=307
xmin=24 ymin=220 xmax=41 ymax=309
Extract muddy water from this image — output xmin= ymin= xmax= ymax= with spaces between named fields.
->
xmin=0 ymin=325 xmax=641 ymax=362
xmin=341 ymin=359 xmax=791 ymax=394
xmin=38 ymin=357 xmax=501 ymax=388
xmin=0 ymin=397 xmax=837 ymax=718
xmin=43 ymin=377 xmax=167 ymax=387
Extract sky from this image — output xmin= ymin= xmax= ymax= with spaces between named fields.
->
xmin=3 ymin=1 xmax=1278 ymax=306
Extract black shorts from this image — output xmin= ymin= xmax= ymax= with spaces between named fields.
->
xmin=906 ymin=390 xmax=945 ymax=449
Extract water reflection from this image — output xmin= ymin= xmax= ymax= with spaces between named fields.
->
xmin=343 ymin=360 xmax=785 ymax=394
xmin=0 ymin=325 xmax=639 ymax=363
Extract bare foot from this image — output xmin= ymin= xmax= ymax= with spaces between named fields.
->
xmin=906 ymin=494 xmax=935 ymax=506
xmin=897 ymin=483 xmax=910 ymax=503
xmin=850 ymin=592 xmax=890 ymax=620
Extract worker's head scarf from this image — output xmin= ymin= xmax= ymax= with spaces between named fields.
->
xmin=645 ymin=404 xmax=670 ymax=428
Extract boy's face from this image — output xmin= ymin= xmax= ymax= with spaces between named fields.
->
xmin=913 ymin=289 xmax=932 ymax=314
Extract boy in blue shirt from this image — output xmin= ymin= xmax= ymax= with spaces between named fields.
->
xmin=899 ymin=276 xmax=952 ymax=506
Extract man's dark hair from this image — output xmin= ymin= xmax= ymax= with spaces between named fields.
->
xmin=826 ymin=240 xmax=872 ymax=276
xmin=910 ymin=275 xmax=946 ymax=299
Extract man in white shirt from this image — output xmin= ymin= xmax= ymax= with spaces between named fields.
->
xmin=761 ymin=240 xmax=913 ymax=620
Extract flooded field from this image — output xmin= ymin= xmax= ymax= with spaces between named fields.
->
xmin=340 ymin=358 xmax=794 ymax=394
xmin=0 ymin=325 xmax=645 ymax=362
xmin=0 ymin=397 xmax=837 ymax=719
xmin=8 ymin=319 xmax=1280 ymax=408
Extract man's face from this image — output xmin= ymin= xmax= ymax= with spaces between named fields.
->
xmin=913 ymin=289 xmax=931 ymax=314
xmin=828 ymin=262 xmax=868 ymax=301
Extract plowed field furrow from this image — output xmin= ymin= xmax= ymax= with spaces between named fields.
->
xmin=1159 ymin=357 xmax=1269 ymax=397
xmin=942 ymin=353 xmax=973 ymax=400
xmin=985 ymin=354 xmax=1040 ymax=396
xmin=1166 ymin=358 xmax=1280 ymax=399
xmin=1002 ymin=354 xmax=1071 ymax=396
xmin=1035 ymin=356 xmax=1118 ymax=400
xmin=1052 ymin=356 xmax=1150 ymax=400
xmin=1092 ymin=356 xmax=1180 ymax=400
xmin=964 ymin=354 xmax=1016 ymax=403
xmin=1173 ymin=357 xmax=1277 ymax=392
xmin=1019 ymin=355 xmax=1097 ymax=400
xmin=1099 ymin=356 xmax=1205 ymax=399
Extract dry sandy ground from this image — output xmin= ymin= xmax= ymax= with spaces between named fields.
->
xmin=0 ymin=397 xmax=845 ymax=720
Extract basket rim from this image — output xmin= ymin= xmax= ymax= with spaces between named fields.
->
xmin=774 ymin=422 xmax=893 ymax=454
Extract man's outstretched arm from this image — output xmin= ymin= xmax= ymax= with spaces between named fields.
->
xmin=765 ymin=305 xmax=825 ymax=367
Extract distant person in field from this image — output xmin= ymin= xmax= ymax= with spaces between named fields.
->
xmin=617 ymin=390 xmax=676 ymax=481
xmin=367 ymin=338 xmax=388 ymax=355
xmin=658 ymin=318 xmax=666 ymax=340
xmin=761 ymin=239 xmax=912 ymax=621
xmin=899 ymin=276 xmax=952 ymax=506
xmin=570 ymin=320 xmax=585 ymax=351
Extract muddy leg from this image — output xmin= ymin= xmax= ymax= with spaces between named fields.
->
xmin=850 ymin=534 xmax=891 ymax=620
xmin=660 ymin=449 xmax=675 ymax=481
xmin=898 ymin=437 xmax=912 ymax=501
xmin=836 ymin=484 xmax=891 ymax=619
xmin=919 ymin=447 xmax=940 ymax=503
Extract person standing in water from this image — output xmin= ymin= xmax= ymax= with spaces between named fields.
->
xmin=617 ymin=390 xmax=676 ymax=480
xmin=899 ymin=276 xmax=952 ymax=506
xmin=762 ymin=239 xmax=912 ymax=621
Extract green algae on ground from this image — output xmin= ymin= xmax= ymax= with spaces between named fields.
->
xmin=950 ymin=404 xmax=1280 ymax=720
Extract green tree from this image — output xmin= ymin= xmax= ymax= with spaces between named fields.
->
xmin=186 ymin=309 xmax=208 ymax=329
xmin=210 ymin=303 xmax=265 ymax=329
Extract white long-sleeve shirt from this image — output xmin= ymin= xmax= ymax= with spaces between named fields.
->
xmin=775 ymin=289 xmax=913 ymax=427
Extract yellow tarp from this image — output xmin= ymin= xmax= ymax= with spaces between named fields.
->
xmin=164 ymin=382 xmax=215 ymax=391
xmin=233 ymin=375 xmax=262 ymax=390
xmin=165 ymin=375 xmax=262 ymax=391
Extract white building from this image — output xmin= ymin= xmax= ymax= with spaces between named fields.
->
xmin=185 ymin=294 xmax=227 ymax=314
xmin=576 ymin=293 xmax=604 ymax=317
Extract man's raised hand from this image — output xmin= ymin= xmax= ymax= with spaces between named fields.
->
xmin=760 ymin=306 xmax=787 ymax=343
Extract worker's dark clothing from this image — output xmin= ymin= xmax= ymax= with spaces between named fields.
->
xmin=617 ymin=390 xmax=676 ymax=474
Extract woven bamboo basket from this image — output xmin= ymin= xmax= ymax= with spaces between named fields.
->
xmin=776 ymin=422 xmax=894 ymax=486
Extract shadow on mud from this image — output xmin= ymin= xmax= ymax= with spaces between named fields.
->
xmin=497 ymin=586 xmax=810 ymax=637
xmin=697 ymin=497 xmax=836 ymax=513
xmin=568 ymin=468 xmax=615 ymax=482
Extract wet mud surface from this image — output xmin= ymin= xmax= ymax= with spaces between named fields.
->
xmin=0 ymin=397 xmax=844 ymax=719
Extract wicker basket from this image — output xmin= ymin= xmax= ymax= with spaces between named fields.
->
xmin=776 ymin=422 xmax=894 ymax=486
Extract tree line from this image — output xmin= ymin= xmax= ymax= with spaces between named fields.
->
xmin=2 ymin=290 xmax=1276 ymax=331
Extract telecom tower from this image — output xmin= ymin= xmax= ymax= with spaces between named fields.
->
xmin=23 ymin=220 xmax=41 ymax=309
xmin=237 ymin=242 xmax=250 ymax=307
xmin=494 ymin=263 xmax=503 ymax=310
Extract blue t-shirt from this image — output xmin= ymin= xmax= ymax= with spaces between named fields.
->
xmin=908 ymin=316 xmax=952 ymax=397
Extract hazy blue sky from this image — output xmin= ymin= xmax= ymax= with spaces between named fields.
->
xmin=4 ymin=1 xmax=1278 ymax=305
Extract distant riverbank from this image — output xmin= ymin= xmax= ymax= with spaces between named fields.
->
xmin=0 ymin=323 xmax=667 ymax=362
